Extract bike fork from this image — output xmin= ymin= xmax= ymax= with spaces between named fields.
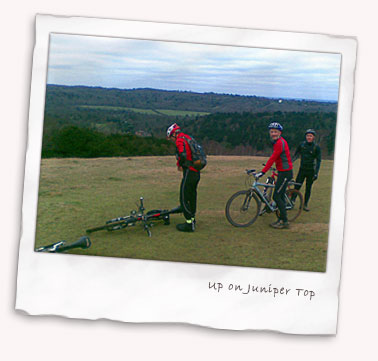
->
xmin=242 ymin=192 xmax=253 ymax=211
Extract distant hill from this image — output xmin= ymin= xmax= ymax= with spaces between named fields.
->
xmin=42 ymin=85 xmax=338 ymax=159
xmin=45 ymin=85 xmax=337 ymax=113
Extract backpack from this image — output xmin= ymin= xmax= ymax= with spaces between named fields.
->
xmin=185 ymin=136 xmax=207 ymax=170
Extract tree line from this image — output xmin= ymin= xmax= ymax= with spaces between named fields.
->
xmin=182 ymin=111 xmax=336 ymax=157
xmin=42 ymin=85 xmax=338 ymax=159
xmin=42 ymin=126 xmax=174 ymax=158
xmin=46 ymin=84 xmax=338 ymax=114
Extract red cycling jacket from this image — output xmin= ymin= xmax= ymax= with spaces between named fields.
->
xmin=175 ymin=132 xmax=198 ymax=172
xmin=262 ymin=136 xmax=293 ymax=173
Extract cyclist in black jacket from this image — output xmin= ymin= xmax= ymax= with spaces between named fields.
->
xmin=292 ymin=129 xmax=321 ymax=211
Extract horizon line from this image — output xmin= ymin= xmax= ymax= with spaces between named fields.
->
xmin=47 ymin=83 xmax=338 ymax=103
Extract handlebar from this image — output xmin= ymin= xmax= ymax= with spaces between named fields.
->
xmin=246 ymin=169 xmax=261 ymax=180
xmin=246 ymin=165 xmax=277 ymax=176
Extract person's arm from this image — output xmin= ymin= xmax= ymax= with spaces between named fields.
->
xmin=176 ymin=137 xmax=188 ymax=168
xmin=314 ymin=145 xmax=322 ymax=176
xmin=262 ymin=141 xmax=282 ymax=173
xmin=175 ymin=154 xmax=183 ymax=171
xmin=292 ymin=143 xmax=301 ymax=162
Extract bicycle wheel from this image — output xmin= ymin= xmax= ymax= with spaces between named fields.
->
xmin=225 ymin=190 xmax=261 ymax=227
xmin=275 ymin=189 xmax=303 ymax=222
xmin=86 ymin=216 xmax=135 ymax=234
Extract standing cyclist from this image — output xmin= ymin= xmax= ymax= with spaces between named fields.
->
xmin=167 ymin=123 xmax=200 ymax=232
xmin=255 ymin=122 xmax=293 ymax=229
xmin=292 ymin=129 xmax=321 ymax=211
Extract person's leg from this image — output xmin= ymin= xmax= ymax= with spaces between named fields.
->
xmin=272 ymin=170 xmax=292 ymax=227
xmin=179 ymin=169 xmax=191 ymax=220
xmin=177 ymin=170 xmax=200 ymax=232
xmin=295 ymin=168 xmax=305 ymax=190
xmin=189 ymin=171 xmax=200 ymax=218
xmin=291 ymin=168 xmax=305 ymax=202
xmin=303 ymin=169 xmax=314 ymax=210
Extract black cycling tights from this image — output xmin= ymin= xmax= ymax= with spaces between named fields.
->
xmin=180 ymin=169 xmax=201 ymax=220
xmin=294 ymin=168 xmax=314 ymax=205
xmin=273 ymin=170 xmax=293 ymax=223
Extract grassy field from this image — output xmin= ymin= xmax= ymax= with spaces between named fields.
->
xmin=79 ymin=105 xmax=209 ymax=117
xmin=155 ymin=109 xmax=209 ymax=117
xmin=35 ymin=156 xmax=333 ymax=272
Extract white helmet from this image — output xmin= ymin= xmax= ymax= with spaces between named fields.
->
xmin=166 ymin=123 xmax=180 ymax=137
xmin=268 ymin=122 xmax=283 ymax=131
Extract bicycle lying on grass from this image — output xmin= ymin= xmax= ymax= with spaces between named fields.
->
xmin=86 ymin=197 xmax=182 ymax=237
xmin=225 ymin=167 xmax=304 ymax=227
xmin=36 ymin=236 xmax=92 ymax=253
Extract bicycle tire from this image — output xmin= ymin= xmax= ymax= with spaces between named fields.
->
xmin=275 ymin=189 xmax=303 ymax=222
xmin=225 ymin=190 xmax=261 ymax=227
xmin=86 ymin=216 xmax=136 ymax=234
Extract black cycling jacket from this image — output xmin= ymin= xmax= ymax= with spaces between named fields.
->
xmin=293 ymin=141 xmax=321 ymax=174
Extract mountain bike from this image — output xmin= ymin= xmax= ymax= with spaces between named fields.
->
xmin=36 ymin=236 xmax=91 ymax=253
xmin=86 ymin=197 xmax=182 ymax=237
xmin=225 ymin=169 xmax=304 ymax=227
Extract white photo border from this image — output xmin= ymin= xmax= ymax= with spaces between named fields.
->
xmin=16 ymin=14 xmax=357 ymax=335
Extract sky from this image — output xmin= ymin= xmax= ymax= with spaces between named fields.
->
xmin=47 ymin=33 xmax=341 ymax=102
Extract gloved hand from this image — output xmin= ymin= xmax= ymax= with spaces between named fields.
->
xmin=313 ymin=173 xmax=318 ymax=181
xmin=255 ymin=171 xmax=265 ymax=179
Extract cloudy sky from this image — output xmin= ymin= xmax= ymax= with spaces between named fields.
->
xmin=47 ymin=33 xmax=341 ymax=101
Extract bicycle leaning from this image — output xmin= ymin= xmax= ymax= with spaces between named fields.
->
xmin=225 ymin=167 xmax=304 ymax=227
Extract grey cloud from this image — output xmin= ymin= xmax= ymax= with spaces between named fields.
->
xmin=47 ymin=34 xmax=341 ymax=101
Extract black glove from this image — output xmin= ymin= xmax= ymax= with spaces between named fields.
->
xmin=313 ymin=173 xmax=318 ymax=181
xmin=255 ymin=171 xmax=265 ymax=179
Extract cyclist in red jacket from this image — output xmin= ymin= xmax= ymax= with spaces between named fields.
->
xmin=167 ymin=123 xmax=200 ymax=232
xmin=255 ymin=122 xmax=293 ymax=229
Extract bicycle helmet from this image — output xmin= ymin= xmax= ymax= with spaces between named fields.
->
xmin=166 ymin=123 xmax=181 ymax=137
xmin=305 ymin=129 xmax=316 ymax=136
xmin=268 ymin=122 xmax=283 ymax=131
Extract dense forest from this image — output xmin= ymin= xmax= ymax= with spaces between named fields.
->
xmin=181 ymin=111 xmax=336 ymax=156
xmin=42 ymin=85 xmax=338 ymax=159
xmin=46 ymin=85 xmax=337 ymax=113
xmin=42 ymin=126 xmax=174 ymax=158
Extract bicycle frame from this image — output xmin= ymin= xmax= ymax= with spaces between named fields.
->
xmin=87 ymin=197 xmax=182 ymax=237
xmin=109 ymin=197 xmax=181 ymax=224
xmin=253 ymin=181 xmax=277 ymax=212
xmin=247 ymin=171 xmax=297 ymax=212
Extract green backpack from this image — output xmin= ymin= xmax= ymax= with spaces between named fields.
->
xmin=186 ymin=136 xmax=207 ymax=171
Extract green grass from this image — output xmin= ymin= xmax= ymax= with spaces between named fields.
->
xmin=78 ymin=105 xmax=209 ymax=117
xmin=155 ymin=109 xmax=209 ymax=117
xmin=79 ymin=105 xmax=158 ymax=114
xmin=35 ymin=156 xmax=333 ymax=272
